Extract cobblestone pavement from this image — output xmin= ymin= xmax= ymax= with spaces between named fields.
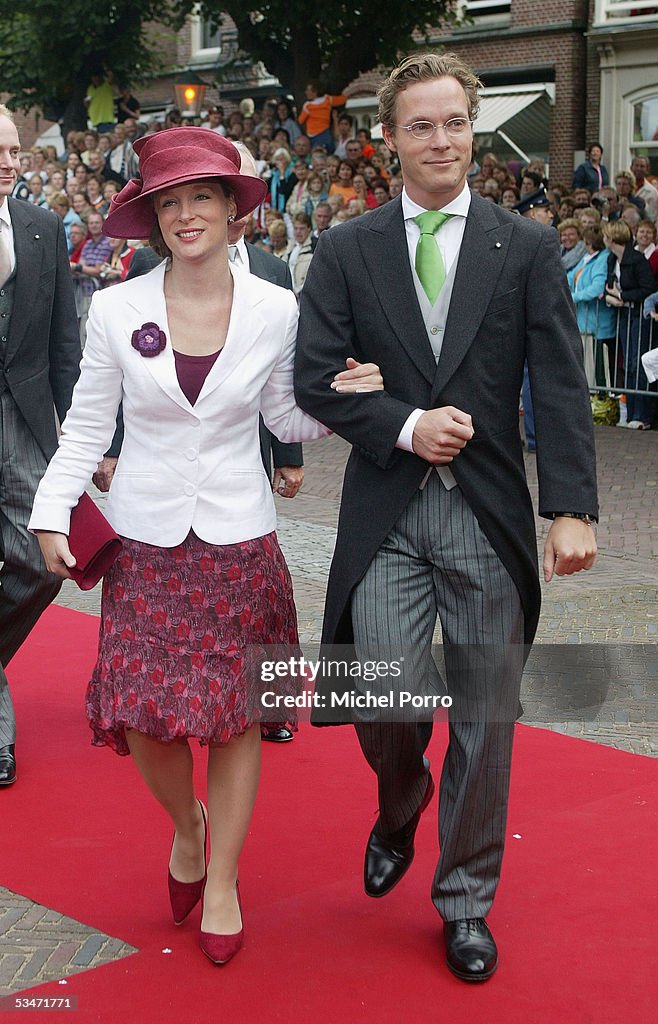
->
xmin=0 ymin=889 xmax=136 ymax=996
xmin=2 ymin=422 xmax=656 ymax=995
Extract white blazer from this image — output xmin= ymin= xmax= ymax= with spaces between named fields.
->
xmin=29 ymin=259 xmax=330 ymax=546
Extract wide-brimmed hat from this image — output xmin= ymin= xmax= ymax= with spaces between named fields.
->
xmin=102 ymin=127 xmax=267 ymax=239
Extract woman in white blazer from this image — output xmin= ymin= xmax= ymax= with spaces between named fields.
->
xmin=29 ymin=129 xmax=382 ymax=965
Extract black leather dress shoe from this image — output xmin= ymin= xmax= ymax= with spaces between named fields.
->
xmin=260 ymin=726 xmax=294 ymax=743
xmin=364 ymin=772 xmax=435 ymax=898
xmin=444 ymin=918 xmax=498 ymax=982
xmin=0 ymin=745 xmax=16 ymax=786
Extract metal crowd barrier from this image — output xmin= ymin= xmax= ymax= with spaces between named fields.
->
xmin=579 ymin=302 xmax=657 ymax=398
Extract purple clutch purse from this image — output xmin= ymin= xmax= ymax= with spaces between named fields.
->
xmin=67 ymin=492 xmax=122 ymax=590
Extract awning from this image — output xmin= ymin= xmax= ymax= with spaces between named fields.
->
xmin=473 ymin=87 xmax=553 ymax=162
xmin=474 ymin=91 xmax=546 ymax=133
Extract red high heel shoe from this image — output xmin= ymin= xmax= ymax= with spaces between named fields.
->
xmin=199 ymin=882 xmax=243 ymax=964
xmin=168 ymin=800 xmax=207 ymax=925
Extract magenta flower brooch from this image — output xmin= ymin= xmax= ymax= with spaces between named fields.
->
xmin=131 ymin=322 xmax=166 ymax=358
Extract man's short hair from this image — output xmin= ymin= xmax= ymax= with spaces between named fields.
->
xmin=621 ymin=203 xmax=641 ymax=225
xmin=0 ymin=103 xmax=14 ymax=122
xmin=378 ymin=51 xmax=482 ymax=127
xmin=615 ymin=169 xmax=636 ymax=188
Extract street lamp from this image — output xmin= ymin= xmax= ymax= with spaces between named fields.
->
xmin=174 ymin=71 xmax=208 ymax=119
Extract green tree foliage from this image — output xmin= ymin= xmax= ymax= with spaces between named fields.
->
xmin=0 ymin=0 xmax=183 ymax=134
xmin=181 ymin=1 xmax=457 ymax=104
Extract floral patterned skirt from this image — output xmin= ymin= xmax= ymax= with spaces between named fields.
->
xmin=86 ymin=531 xmax=299 ymax=755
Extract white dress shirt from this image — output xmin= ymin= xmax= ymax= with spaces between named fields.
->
xmin=228 ymin=236 xmax=249 ymax=266
xmin=396 ymin=182 xmax=471 ymax=453
xmin=0 ymin=200 xmax=17 ymax=280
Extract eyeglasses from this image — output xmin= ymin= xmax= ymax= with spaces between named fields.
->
xmin=389 ymin=118 xmax=474 ymax=140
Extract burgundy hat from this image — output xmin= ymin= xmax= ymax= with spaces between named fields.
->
xmin=102 ymin=127 xmax=267 ymax=239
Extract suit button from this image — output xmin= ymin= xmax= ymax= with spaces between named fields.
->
xmin=430 ymin=326 xmax=439 ymax=335
xmin=185 ymin=447 xmax=197 ymax=461
xmin=184 ymin=483 xmax=195 ymax=497
xmin=1 ymin=336 xmax=6 ymax=342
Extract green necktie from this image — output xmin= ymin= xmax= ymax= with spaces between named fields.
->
xmin=414 ymin=211 xmax=452 ymax=304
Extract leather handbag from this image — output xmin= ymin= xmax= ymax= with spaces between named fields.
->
xmin=67 ymin=491 xmax=122 ymax=590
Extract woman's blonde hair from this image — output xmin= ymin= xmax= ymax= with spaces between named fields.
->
xmin=602 ymin=220 xmax=631 ymax=245
xmin=557 ymin=218 xmax=582 ymax=237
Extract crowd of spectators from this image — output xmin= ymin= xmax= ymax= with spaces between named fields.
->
xmin=467 ymin=143 xmax=658 ymax=429
xmin=9 ymin=79 xmax=658 ymax=425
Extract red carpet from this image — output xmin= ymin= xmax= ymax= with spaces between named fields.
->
xmin=3 ymin=605 xmax=657 ymax=1023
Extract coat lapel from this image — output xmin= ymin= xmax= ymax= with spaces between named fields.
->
xmin=431 ymin=193 xmax=513 ymax=402
xmin=6 ymin=200 xmax=46 ymax=363
xmin=123 ymin=261 xmax=189 ymax=411
xmin=356 ymin=197 xmax=437 ymax=385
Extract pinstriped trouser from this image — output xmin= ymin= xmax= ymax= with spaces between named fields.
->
xmin=351 ymin=472 xmax=525 ymax=921
xmin=0 ymin=392 xmax=61 ymax=745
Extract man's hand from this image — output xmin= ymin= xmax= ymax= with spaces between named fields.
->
xmin=273 ymin=466 xmax=304 ymax=498
xmin=331 ymin=357 xmax=384 ymax=392
xmin=92 ymin=456 xmax=118 ymax=493
xmin=34 ymin=531 xmax=76 ymax=580
xmin=411 ymin=407 xmax=474 ymax=464
xmin=543 ymin=518 xmax=597 ymax=582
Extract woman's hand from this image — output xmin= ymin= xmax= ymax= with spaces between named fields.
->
xmin=331 ymin=357 xmax=384 ymax=393
xmin=605 ymin=283 xmax=623 ymax=307
xmin=34 ymin=531 xmax=77 ymax=580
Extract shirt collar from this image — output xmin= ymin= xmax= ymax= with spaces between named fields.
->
xmin=402 ymin=180 xmax=471 ymax=222
xmin=234 ymin=236 xmax=248 ymax=264
xmin=0 ymin=200 xmax=11 ymax=230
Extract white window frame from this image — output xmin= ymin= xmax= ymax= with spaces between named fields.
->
xmin=627 ymin=87 xmax=658 ymax=159
xmin=458 ymin=0 xmax=511 ymax=20
xmin=594 ymin=0 xmax=658 ymax=27
xmin=189 ymin=8 xmax=221 ymax=63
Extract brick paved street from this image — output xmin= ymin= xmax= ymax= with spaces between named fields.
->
xmin=1 ymin=421 xmax=656 ymax=995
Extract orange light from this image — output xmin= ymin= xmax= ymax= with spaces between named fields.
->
xmin=184 ymin=87 xmax=197 ymax=103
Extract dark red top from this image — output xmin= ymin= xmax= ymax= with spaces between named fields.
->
xmin=173 ymin=349 xmax=221 ymax=405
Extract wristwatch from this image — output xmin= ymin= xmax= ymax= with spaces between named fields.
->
xmin=553 ymin=512 xmax=597 ymax=527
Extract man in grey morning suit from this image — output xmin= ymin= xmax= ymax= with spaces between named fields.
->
xmin=294 ymin=53 xmax=598 ymax=981
xmin=0 ymin=106 xmax=80 ymax=786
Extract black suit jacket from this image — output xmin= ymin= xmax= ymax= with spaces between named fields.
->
xmin=3 ymin=199 xmax=80 ymax=458
xmin=295 ymin=193 xmax=598 ymax=649
xmin=606 ymin=244 xmax=655 ymax=306
xmin=115 ymin=243 xmax=302 ymax=473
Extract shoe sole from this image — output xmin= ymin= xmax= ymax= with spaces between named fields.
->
xmin=446 ymin=958 xmax=498 ymax=982
xmin=0 ymin=777 xmax=17 ymax=786
xmin=261 ymin=735 xmax=294 ymax=742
